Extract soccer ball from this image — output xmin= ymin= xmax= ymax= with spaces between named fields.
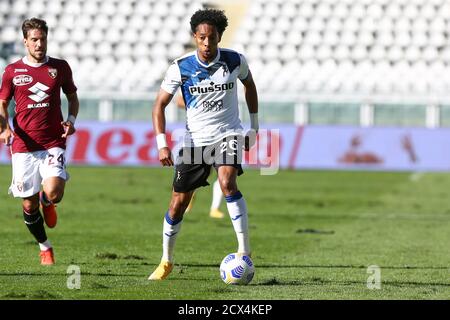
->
xmin=220 ymin=253 xmax=255 ymax=285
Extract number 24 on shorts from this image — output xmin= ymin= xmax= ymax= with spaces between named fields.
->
xmin=47 ymin=153 xmax=65 ymax=167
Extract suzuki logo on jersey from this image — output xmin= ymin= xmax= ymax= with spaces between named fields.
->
xmin=27 ymin=82 xmax=50 ymax=108
xmin=189 ymin=81 xmax=234 ymax=96
xmin=13 ymin=74 xmax=33 ymax=86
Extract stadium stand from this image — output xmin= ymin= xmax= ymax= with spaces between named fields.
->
xmin=1 ymin=0 xmax=450 ymax=126
xmin=232 ymin=0 xmax=450 ymax=98
xmin=0 ymin=0 xmax=204 ymax=93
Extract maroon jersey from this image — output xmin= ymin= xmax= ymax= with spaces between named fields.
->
xmin=0 ymin=57 xmax=77 ymax=153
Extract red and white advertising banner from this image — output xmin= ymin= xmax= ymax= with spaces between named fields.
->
xmin=294 ymin=125 xmax=450 ymax=171
xmin=1 ymin=122 xmax=450 ymax=172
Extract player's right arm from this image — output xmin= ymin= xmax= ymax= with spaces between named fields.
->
xmin=0 ymin=99 xmax=8 ymax=131
xmin=0 ymin=66 xmax=14 ymax=144
xmin=0 ymin=99 xmax=13 ymax=145
xmin=175 ymin=90 xmax=185 ymax=109
xmin=152 ymin=89 xmax=174 ymax=166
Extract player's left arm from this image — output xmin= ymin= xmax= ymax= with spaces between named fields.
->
xmin=240 ymin=70 xmax=259 ymax=150
xmin=61 ymin=92 xmax=79 ymax=138
xmin=241 ymin=70 xmax=258 ymax=117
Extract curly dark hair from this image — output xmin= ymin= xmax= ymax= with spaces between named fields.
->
xmin=22 ymin=18 xmax=48 ymax=38
xmin=190 ymin=9 xmax=228 ymax=36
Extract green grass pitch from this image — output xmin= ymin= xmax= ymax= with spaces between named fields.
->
xmin=0 ymin=165 xmax=449 ymax=299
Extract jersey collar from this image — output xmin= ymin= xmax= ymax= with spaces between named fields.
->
xmin=22 ymin=55 xmax=49 ymax=67
xmin=195 ymin=49 xmax=221 ymax=67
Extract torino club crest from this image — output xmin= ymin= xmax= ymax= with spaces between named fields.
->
xmin=48 ymin=68 xmax=57 ymax=79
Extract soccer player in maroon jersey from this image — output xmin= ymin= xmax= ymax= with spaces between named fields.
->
xmin=0 ymin=18 xmax=79 ymax=265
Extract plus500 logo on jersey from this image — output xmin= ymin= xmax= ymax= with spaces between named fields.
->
xmin=189 ymin=82 xmax=234 ymax=96
xmin=13 ymin=75 xmax=33 ymax=86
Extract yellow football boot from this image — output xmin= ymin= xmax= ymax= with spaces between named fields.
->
xmin=148 ymin=260 xmax=174 ymax=280
xmin=209 ymin=208 xmax=225 ymax=219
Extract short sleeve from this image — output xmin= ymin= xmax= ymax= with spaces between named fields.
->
xmin=61 ymin=61 xmax=77 ymax=94
xmin=161 ymin=61 xmax=182 ymax=95
xmin=0 ymin=66 xmax=13 ymax=101
xmin=238 ymin=54 xmax=249 ymax=81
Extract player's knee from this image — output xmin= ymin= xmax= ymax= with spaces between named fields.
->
xmin=219 ymin=178 xmax=238 ymax=196
xmin=45 ymin=189 xmax=64 ymax=204
xmin=169 ymin=196 xmax=190 ymax=218
xmin=23 ymin=202 xmax=39 ymax=213
xmin=168 ymin=204 xmax=185 ymax=219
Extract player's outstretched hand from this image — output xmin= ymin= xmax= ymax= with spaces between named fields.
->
xmin=159 ymin=147 xmax=174 ymax=166
xmin=61 ymin=121 xmax=76 ymax=138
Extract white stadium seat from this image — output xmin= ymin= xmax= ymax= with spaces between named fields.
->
xmin=351 ymin=45 xmax=368 ymax=62
xmin=280 ymin=44 xmax=298 ymax=62
xmin=268 ymin=30 xmax=285 ymax=46
xmin=11 ymin=1 xmax=27 ymax=15
xmin=280 ymin=2 xmax=297 ymax=19
xmin=404 ymin=46 xmax=421 ymax=62
xmin=2 ymin=26 xmax=18 ymax=42
xmin=60 ymin=42 xmax=77 ymax=58
xmin=47 ymin=42 xmax=60 ymax=58
xmin=316 ymin=45 xmax=332 ymax=61
xmin=79 ymin=42 xmax=96 ymax=58
xmin=334 ymin=45 xmax=351 ymax=61
xmin=256 ymin=16 xmax=274 ymax=32
xmin=264 ymin=2 xmax=280 ymax=18
xmin=369 ymin=46 xmax=387 ymax=62
xmin=298 ymin=3 xmax=315 ymax=19
xmin=333 ymin=3 xmax=349 ymax=19
xmin=316 ymin=3 xmax=332 ymax=19
xmin=298 ymin=45 xmax=316 ymax=60
xmin=322 ymin=30 xmax=339 ymax=46
xmin=97 ymin=43 xmax=113 ymax=57
xmin=396 ymin=32 xmax=411 ymax=47
xmin=153 ymin=2 xmax=170 ymax=17
xmin=349 ymin=4 xmax=366 ymax=19
xmin=387 ymin=46 xmax=404 ymax=62
xmin=357 ymin=31 xmax=374 ymax=47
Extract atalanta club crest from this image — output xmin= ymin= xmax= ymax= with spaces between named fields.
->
xmin=48 ymin=68 xmax=57 ymax=79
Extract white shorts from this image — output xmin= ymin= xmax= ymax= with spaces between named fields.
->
xmin=9 ymin=147 xmax=69 ymax=198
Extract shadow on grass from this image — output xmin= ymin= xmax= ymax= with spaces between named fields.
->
xmin=94 ymin=253 xmax=146 ymax=260
xmin=2 ymin=290 xmax=62 ymax=299
xmin=254 ymin=277 xmax=450 ymax=288
xmin=0 ymin=263 xmax=447 ymax=277
xmin=180 ymin=263 xmax=450 ymax=270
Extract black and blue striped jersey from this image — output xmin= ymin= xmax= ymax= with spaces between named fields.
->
xmin=161 ymin=48 xmax=249 ymax=146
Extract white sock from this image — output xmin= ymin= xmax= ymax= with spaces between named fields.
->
xmin=210 ymin=179 xmax=223 ymax=210
xmin=39 ymin=240 xmax=52 ymax=251
xmin=225 ymin=191 xmax=250 ymax=254
xmin=162 ymin=211 xmax=183 ymax=263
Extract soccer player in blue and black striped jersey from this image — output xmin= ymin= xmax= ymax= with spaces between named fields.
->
xmin=149 ymin=8 xmax=259 ymax=280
